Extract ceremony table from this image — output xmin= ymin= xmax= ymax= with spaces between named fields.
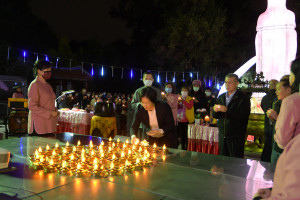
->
xmin=0 ymin=133 xmax=273 ymax=200
xmin=56 ymin=110 xmax=94 ymax=135
xmin=187 ymin=124 xmax=219 ymax=155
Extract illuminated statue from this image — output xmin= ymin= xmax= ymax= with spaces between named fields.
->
xmin=255 ymin=0 xmax=297 ymax=81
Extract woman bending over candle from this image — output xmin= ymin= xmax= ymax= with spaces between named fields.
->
xmin=130 ymin=87 xmax=178 ymax=148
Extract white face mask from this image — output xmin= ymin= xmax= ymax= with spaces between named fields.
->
xmin=205 ymin=92 xmax=212 ymax=97
xmin=143 ymin=80 xmax=153 ymax=87
xmin=181 ymin=91 xmax=188 ymax=97
xmin=193 ymin=87 xmax=199 ymax=92
xmin=165 ymin=88 xmax=172 ymax=93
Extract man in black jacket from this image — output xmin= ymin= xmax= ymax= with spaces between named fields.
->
xmin=260 ymin=79 xmax=278 ymax=162
xmin=213 ymin=74 xmax=250 ymax=158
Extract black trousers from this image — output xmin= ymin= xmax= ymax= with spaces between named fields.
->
xmin=219 ymin=135 xmax=245 ymax=158
xmin=178 ymin=122 xmax=189 ymax=150
xmin=261 ymin=134 xmax=272 ymax=162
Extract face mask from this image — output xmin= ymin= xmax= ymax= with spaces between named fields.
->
xmin=143 ymin=80 xmax=153 ymax=87
xmin=165 ymin=88 xmax=172 ymax=93
xmin=193 ymin=87 xmax=199 ymax=92
xmin=181 ymin=91 xmax=188 ymax=97
xmin=95 ymin=95 xmax=98 ymax=98
xmin=42 ymin=71 xmax=51 ymax=80
xmin=87 ymin=93 xmax=91 ymax=97
xmin=205 ymin=92 xmax=212 ymax=97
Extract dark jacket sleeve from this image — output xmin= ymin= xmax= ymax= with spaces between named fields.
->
xmin=130 ymin=105 xmax=142 ymax=136
xmin=159 ymin=103 xmax=175 ymax=136
xmin=213 ymin=96 xmax=223 ymax=119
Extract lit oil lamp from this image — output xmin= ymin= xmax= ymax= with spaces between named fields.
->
xmin=138 ymin=147 xmax=142 ymax=153
xmin=74 ymin=163 xmax=82 ymax=177
xmin=204 ymin=115 xmax=210 ymax=124
xmin=142 ymin=155 xmax=150 ymax=167
xmin=108 ymin=162 xmax=115 ymax=176
xmin=111 ymin=153 xmax=116 ymax=161
xmin=44 ymin=158 xmax=56 ymax=173
xmin=120 ymin=151 xmax=125 ymax=159
xmin=45 ymin=144 xmax=51 ymax=156
xmin=162 ymin=144 xmax=167 ymax=155
xmin=89 ymin=140 xmax=94 ymax=149
xmin=152 ymin=143 xmax=157 ymax=153
xmin=122 ymin=143 xmax=126 ymax=150
xmin=58 ymin=160 xmax=69 ymax=175
xmin=112 ymin=142 xmax=115 ymax=148
xmin=108 ymin=137 xmax=112 ymax=144
xmin=69 ymin=153 xmax=76 ymax=168
xmin=38 ymin=146 xmax=45 ymax=157
xmin=127 ymin=149 xmax=132 ymax=157
xmin=65 ymin=141 xmax=72 ymax=152
xmin=101 ymin=141 xmax=104 ymax=146
xmin=125 ymin=139 xmax=129 ymax=145
xmin=72 ymin=146 xmax=77 ymax=153
xmin=51 ymin=149 xmax=59 ymax=164
xmin=91 ymin=163 xmax=100 ymax=177
xmin=77 ymin=140 xmax=83 ymax=150
xmin=123 ymin=159 xmax=132 ymax=174
xmin=117 ymin=138 xmax=120 ymax=144
xmin=60 ymin=148 xmax=69 ymax=160
xmin=54 ymin=142 xmax=62 ymax=153
xmin=33 ymin=156 xmax=44 ymax=170
xmin=132 ymin=145 xmax=136 ymax=151
xmin=134 ymin=158 xmax=142 ymax=171
xmin=90 ymin=149 xmax=95 ymax=157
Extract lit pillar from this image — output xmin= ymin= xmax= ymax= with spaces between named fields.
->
xmin=255 ymin=0 xmax=297 ymax=81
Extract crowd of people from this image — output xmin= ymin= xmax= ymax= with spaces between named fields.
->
xmin=26 ymin=58 xmax=300 ymax=199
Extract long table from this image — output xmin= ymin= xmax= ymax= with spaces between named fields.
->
xmin=0 ymin=133 xmax=273 ymax=200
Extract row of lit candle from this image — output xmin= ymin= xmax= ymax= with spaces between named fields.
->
xmin=29 ymin=138 xmax=167 ymax=177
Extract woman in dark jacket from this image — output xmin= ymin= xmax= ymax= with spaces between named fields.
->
xmin=130 ymin=87 xmax=178 ymax=148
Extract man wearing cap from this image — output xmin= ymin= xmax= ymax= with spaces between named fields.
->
xmin=12 ymin=86 xmax=24 ymax=98
xmin=189 ymin=80 xmax=207 ymax=113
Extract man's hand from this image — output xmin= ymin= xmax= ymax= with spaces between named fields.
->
xmin=267 ymin=109 xmax=278 ymax=120
xmin=131 ymin=136 xmax=139 ymax=145
xmin=214 ymin=105 xmax=227 ymax=112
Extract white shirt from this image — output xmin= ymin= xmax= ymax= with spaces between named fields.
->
xmin=148 ymin=108 xmax=159 ymax=131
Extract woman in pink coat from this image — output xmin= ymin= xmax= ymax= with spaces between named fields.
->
xmin=253 ymin=57 xmax=300 ymax=199
xmin=28 ymin=60 xmax=58 ymax=135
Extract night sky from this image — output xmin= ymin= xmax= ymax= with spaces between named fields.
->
xmin=29 ymin=0 xmax=132 ymax=44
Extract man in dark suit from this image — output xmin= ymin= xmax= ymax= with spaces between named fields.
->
xmin=213 ymin=73 xmax=251 ymax=158
xmin=260 ymin=79 xmax=278 ymax=162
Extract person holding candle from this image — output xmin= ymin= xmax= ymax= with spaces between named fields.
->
xmin=213 ymin=73 xmax=250 ymax=158
xmin=189 ymin=80 xmax=207 ymax=114
xmin=163 ymin=82 xmax=179 ymax=125
xmin=177 ymin=86 xmax=194 ymax=150
xmin=204 ymin=87 xmax=216 ymax=117
xmin=130 ymin=87 xmax=178 ymax=148
xmin=28 ymin=60 xmax=58 ymax=136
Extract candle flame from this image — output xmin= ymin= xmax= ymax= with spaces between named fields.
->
xmin=125 ymin=159 xmax=129 ymax=167
xmin=77 ymin=163 xmax=81 ymax=169
xmin=138 ymin=147 xmax=142 ymax=152
xmin=73 ymin=146 xmax=76 ymax=152
xmin=70 ymin=154 xmax=74 ymax=160
xmin=128 ymin=149 xmax=131 ymax=155
xmin=110 ymin=162 xmax=114 ymax=169
xmin=66 ymin=141 xmax=69 ymax=147
xmin=49 ymin=159 xmax=54 ymax=166
xmin=132 ymin=145 xmax=136 ymax=150
xmin=101 ymin=141 xmax=104 ymax=146
xmin=108 ymin=146 xmax=112 ymax=152
xmin=35 ymin=149 xmax=39 ymax=155
xmin=153 ymin=143 xmax=157 ymax=149
xmin=117 ymin=138 xmax=120 ymax=143
xmin=91 ymin=150 xmax=95 ymax=156
xmin=112 ymin=142 xmax=115 ymax=147
xmin=136 ymin=158 xmax=140 ymax=164
xmin=125 ymin=139 xmax=129 ymax=144
xmin=35 ymin=153 xmax=40 ymax=160
xmin=52 ymin=149 xmax=56 ymax=156
xmin=62 ymin=161 xmax=67 ymax=168
xmin=55 ymin=142 xmax=59 ymax=148
xmin=46 ymin=144 xmax=50 ymax=151
xmin=81 ymin=156 xmax=86 ymax=163
xmin=77 ymin=140 xmax=81 ymax=146
xmin=63 ymin=148 xmax=67 ymax=154
xmin=143 ymin=155 xmax=147 ymax=161
xmin=123 ymin=143 xmax=126 ymax=149
xmin=135 ymin=140 xmax=139 ymax=145
xmin=112 ymin=154 xmax=116 ymax=160
xmin=121 ymin=151 xmax=125 ymax=158
xmin=38 ymin=147 xmax=42 ymax=152
xmin=40 ymin=157 xmax=44 ymax=163
xmin=94 ymin=163 xmax=98 ymax=170
xmin=94 ymin=158 xmax=98 ymax=165
xmin=109 ymin=137 xmax=112 ymax=142
xmin=100 ymin=153 xmax=104 ymax=158
xmin=163 ymin=144 xmax=166 ymax=150
xmin=81 ymin=148 xmax=85 ymax=154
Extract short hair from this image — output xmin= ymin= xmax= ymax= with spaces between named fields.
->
xmin=225 ymin=73 xmax=239 ymax=82
xmin=164 ymin=82 xmax=176 ymax=94
xmin=181 ymin=86 xmax=189 ymax=91
xmin=143 ymin=71 xmax=153 ymax=79
xmin=140 ymin=87 xmax=157 ymax=104
xmin=33 ymin=60 xmax=51 ymax=77
xmin=205 ymin=87 xmax=212 ymax=91
xmin=280 ymin=78 xmax=290 ymax=88
xmin=291 ymin=57 xmax=300 ymax=93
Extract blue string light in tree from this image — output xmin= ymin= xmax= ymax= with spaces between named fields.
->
xmin=45 ymin=56 xmax=49 ymax=61
xmin=91 ymin=63 xmax=94 ymax=76
xmin=23 ymin=51 xmax=26 ymax=63
xmin=173 ymin=72 xmax=176 ymax=83
xmin=157 ymin=72 xmax=160 ymax=83
xmin=101 ymin=65 xmax=104 ymax=76
xmin=130 ymin=69 xmax=133 ymax=79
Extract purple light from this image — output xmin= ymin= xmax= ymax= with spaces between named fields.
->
xmin=91 ymin=65 xmax=94 ymax=76
xmin=101 ymin=66 xmax=104 ymax=76
xmin=190 ymin=72 xmax=193 ymax=78
xmin=130 ymin=69 xmax=133 ymax=79
xmin=45 ymin=56 xmax=49 ymax=61
xmin=157 ymin=73 xmax=160 ymax=83
xmin=23 ymin=51 xmax=26 ymax=63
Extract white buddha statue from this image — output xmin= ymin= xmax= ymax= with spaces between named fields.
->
xmin=255 ymin=0 xmax=297 ymax=81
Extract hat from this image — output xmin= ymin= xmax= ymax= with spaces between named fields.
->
xmin=12 ymin=85 xmax=22 ymax=89
xmin=192 ymin=80 xmax=201 ymax=86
